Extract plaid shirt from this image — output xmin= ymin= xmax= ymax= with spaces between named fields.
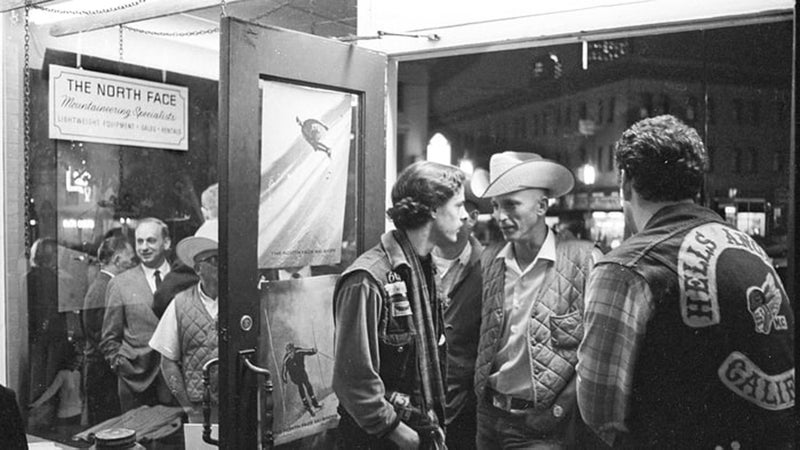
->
xmin=576 ymin=263 xmax=655 ymax=447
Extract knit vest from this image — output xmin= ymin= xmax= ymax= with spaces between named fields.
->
xmin=474 ymin=236 xmax=596 ymax=409
xmin=175 ymin=285 xmax=219 ymax=403
xmin=599 ymin=203 xmax=795 ymax=448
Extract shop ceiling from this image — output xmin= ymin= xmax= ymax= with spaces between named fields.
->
xmin=6 ymin=0 xmax=793 ymax=58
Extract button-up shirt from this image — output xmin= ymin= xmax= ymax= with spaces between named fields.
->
xmin=488 ymin=228 xmax=556 ymax=399
xmin=576 ymin=259 xmax=656 ymax=446
xmin=142 ymin=261 xmax=171 ymax=294
xmin=432 ymin=240 xmax=472 ymax=306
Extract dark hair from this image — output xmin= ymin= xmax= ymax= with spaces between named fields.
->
xmin=59 ymin=344 xmax=82 ymax=371
xmin=97 ymin=235 xmax=132 ymax=265
xmin=615 ymin=115 xmax=707 ymax=202
xmin=30 ymin=238 xmax=58 ymax=268
xmin=387 ymin=161 xmax=465 ymax=230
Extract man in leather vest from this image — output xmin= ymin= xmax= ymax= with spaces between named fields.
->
xmin=333 ymin=161 xmax=468 ymax=449
xmin=149 ymin=219 xmax=219 ymax=423
xmin=471 ymin=152 xmax=600 ymax=449
xmin=577 ymin=115 xmax=795 ymax=448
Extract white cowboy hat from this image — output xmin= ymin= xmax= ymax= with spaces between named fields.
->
xmin=471 ymin=151 xmax=575 ymax=199
xmin=176 ymin=219 xmax=218 ymax=267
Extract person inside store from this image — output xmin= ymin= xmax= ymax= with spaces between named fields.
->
xmin=577 ymin=115 xmax=796 ymax=448
xmin=153 ymin=182 xmax=217 ymax=318
xmin=431 ymin=191 xmax=483 ymax=450
xmin=149 ymin=218 xmax=219 ymax=423
xmin=28 ymin=347 xmax=83 ymax=437
xmin=101 ymin=217 xmax=175 ymax=412
xmin=471 ymin=151 xmax=601 ymax=449
xmin=333 ymin=161 xmax=468 ymax=449
xmin=83 ymin=234 xmax=138 ymax=425
xmin=26 ymin=237 xmax=71 ymax=429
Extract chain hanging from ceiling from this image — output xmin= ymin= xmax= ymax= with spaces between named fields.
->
xmin=33 ymin=0 xmax=149 ymax=15
xmin=23 ymin=0 xmax=33 ymax=256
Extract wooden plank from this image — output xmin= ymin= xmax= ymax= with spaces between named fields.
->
xmin=48 ymin=0 xmax=254 ymax=37
xmin=1 ymin=0 xmax=58 ymax=13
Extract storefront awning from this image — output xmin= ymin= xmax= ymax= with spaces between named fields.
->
xmin=356 ymin=0 xmax=793 ymax=59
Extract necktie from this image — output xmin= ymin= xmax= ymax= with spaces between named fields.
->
xmin=154 ymin=270 xmax=162 ymax=291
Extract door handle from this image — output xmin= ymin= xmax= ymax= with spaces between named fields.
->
xmin=241 ymin=350 xmax=275 ymax=449
xmin=202 ymin=357 xmax=220 ymax=446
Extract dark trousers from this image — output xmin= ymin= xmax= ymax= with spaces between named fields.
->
xmin=117 ymin=373 xmax=174 ymax=413
xmin=476 ymin=399 xmax=565 ymax=450
xmin=337 ymin=406 xmax=443 ymax=450
xmin=446 ymin=396 xmax=477 ymax=450
xmin=86 ymin=359 xmax=121 ymax=425
xmin=296 ymin=378 xmax=316 ymax=402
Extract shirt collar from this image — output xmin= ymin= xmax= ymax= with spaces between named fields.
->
xmin=496 ymin=227 xmax=557 ymax=269
xmin=100 ymin=269 xmax=116 ymax=278
xmin=141 ymin=260 xmax=170 ymax=279
xmin=198 ymin=282 xmax=217 ymax=303
xmin=432 ymin=239 xmax=472 ymax=266
xmin=381 ymin=230 xmax=412 ymax=270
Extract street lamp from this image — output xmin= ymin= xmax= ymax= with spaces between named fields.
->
xmin=578 ymin=163 xmax=596 ymax=185
xmin=458 ymin=158 xmax=474 ymax=175
xmin=427 ymin=133 xmax=451 ymax=164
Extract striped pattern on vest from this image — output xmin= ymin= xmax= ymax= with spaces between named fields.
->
xmin=175 ymin=285 xmax=218 ymax=403
xmin=474 ymin=238 xmax=595 ymax=409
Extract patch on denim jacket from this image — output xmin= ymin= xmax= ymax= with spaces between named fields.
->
xmin=718 ymin=351 xmax=794 ymax=410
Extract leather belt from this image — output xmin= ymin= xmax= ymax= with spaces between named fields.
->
xmin=486 ymin=387 xmax=534 ymax=412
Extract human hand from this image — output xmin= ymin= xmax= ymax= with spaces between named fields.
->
xmin=113 ymin=356 xmax=134 ymax=376
xmin=185 ymin=406 xmax=203 ymax=423
xmin=387 ymin=421 xmax=419 ymax=450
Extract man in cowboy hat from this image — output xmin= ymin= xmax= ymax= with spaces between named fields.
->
xmin=471 ymin=152 xmax=601 ymax=449
xmin=149 ymin=219 xmax=219 ymax=423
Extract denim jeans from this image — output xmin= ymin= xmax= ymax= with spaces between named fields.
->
xmin=476 ymin=398 xmax=564 ymax=450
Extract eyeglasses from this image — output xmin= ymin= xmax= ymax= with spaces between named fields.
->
xmin=196 ymin=254 xmax=218 ymax=267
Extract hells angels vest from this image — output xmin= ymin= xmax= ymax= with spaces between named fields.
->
xmin=599 ymin=203 xmax=795 ymax=448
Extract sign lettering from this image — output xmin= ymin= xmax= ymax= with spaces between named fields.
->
xmin=49 ymin=64 xmax=188 ymax=150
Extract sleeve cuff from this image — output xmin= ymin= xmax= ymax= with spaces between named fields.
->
xmin=376 ymin=412 xmax=401 ymax=440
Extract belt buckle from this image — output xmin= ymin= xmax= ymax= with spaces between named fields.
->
xmin=491 ymin=390 xmax=525 ymax=414
xmin=491 ymin=392 xmax=511 ymax=411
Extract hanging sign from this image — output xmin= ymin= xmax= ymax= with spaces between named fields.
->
xmin=48 ymin=64 xmax=188 ymax=150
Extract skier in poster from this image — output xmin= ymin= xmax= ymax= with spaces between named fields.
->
xmin=282 ymin=342 xmax=322 ymax=416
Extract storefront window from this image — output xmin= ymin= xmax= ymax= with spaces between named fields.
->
xmin=17 ymin=48 xmax=218 ymax=442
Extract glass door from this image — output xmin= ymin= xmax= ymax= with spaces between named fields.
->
xmin=218 ymin=17 xmax=387 ymax=448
